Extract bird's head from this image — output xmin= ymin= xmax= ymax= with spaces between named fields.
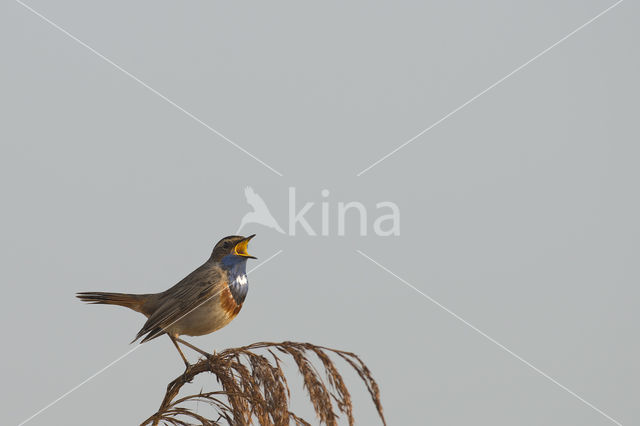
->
xmin=210 ymin=234 xmax=257 ymax=264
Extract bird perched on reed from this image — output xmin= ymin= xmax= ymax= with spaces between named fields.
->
xmin=77 ymin=235 xmax=256 ymax=367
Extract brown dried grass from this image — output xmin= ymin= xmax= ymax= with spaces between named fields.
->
xmin=141 ymin=341 xmax=386 ymax=426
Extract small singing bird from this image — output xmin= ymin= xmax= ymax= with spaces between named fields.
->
xmin=77 ymin=235 xmax=256 ymax=367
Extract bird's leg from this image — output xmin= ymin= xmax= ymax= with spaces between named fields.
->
xmin=175 ymin=337 xmax=213 ymax=359
xmin=169 ymin=335 xmax=190 ymax=369
xmin=169 ymin=335 xmax=194 ymax=383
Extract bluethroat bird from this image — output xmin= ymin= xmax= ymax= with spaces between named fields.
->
xmin=77 ymin=235 xmax=256 ymax=367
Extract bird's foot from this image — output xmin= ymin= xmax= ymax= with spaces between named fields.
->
xmin=181 ymin=364 xmax=193 ymax=383
xmin=205 ymin=349 xmax=217 ymax=362
xmin=200 ymin=349 xmax=215 ymax=360
xmin=199 ymin=353 xmax=213 ymax=363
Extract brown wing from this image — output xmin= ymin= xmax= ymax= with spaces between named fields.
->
xmin=132 ymin=264 xmax=223 ymax=343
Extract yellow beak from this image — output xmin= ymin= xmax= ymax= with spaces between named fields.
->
xmin=233 ymin=234 xmax=256 ymax=259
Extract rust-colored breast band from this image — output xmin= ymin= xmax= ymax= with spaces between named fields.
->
xmin=220 ymin=284 xmax=243 ymax=318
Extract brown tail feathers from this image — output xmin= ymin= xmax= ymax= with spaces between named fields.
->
xmin=76 ymin=292 xmax=148 ymax=314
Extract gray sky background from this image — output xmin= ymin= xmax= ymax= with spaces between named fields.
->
xmin=1 ymin=1 xmax=638 ymax=425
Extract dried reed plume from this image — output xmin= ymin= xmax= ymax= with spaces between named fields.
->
xmin=141 ymin=341 xmax=386 ymax=426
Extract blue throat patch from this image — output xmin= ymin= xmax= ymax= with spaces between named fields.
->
xmin=221 ymin=255 xmax=249 ymax=305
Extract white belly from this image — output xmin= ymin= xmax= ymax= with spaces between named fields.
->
xmin=167 ymin=296 xmax=235 ymax=337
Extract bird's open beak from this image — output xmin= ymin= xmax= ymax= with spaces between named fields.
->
xmin=234 ymin=234 xmax=257 ymax=259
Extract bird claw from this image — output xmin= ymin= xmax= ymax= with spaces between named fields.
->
xmin=199 ymin=353 xmax=213 ymax=363
xmin=181 ymin=368 xmax=193 ymax=383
